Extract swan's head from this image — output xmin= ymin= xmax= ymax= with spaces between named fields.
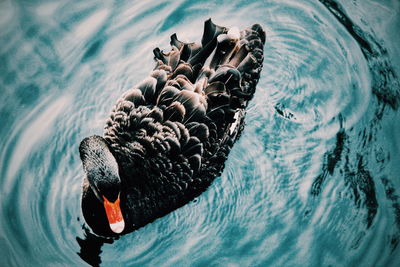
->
xmin=79 ymin=135 xmax=125 ymax=234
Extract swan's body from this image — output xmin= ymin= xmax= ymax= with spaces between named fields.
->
xmin=80 ymin=19 xmax=265 ymax=236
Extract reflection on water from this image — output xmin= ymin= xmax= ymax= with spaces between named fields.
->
xmin=0 ymin=0 xmax=399 ymax=266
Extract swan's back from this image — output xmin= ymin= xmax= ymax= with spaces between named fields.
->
xmin=82 ymin=19 xmax=265 ymax=235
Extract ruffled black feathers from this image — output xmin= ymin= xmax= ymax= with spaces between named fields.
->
xmin=82 ymin=19 xmax=265 ymax=236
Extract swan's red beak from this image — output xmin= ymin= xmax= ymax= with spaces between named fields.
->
xmin=102 ymin=194 xmax=125 ymax=234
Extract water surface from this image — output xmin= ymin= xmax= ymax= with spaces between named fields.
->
xmin=0 ymin=0 xmax=399 ymax=266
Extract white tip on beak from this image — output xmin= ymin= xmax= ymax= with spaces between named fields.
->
xmin=110 ymin=220 xmax=125 ymax=234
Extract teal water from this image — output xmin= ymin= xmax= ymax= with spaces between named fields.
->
xmin=1 ymin=0 xmax=400 ymax=266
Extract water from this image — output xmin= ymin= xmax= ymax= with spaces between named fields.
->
xmin=1 ymin=0 xmax=399 ymax=266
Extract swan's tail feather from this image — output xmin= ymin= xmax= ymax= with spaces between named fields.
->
xmin=156 ymin=19 xmax=263 ymax=103
xmin=126 ymin=19 xmax=264 ymax=137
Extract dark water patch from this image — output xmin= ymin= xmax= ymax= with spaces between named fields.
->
xmin=25 ymin=25 xmax=39 ymax=39
xmin=311 ymin=115 xmax=346 ymax=196
xmin=274 ymin=103 xmax=296 ymax=121
xmin=381 ymin=177 xmax=400 ymax=228
xmin=350 ymin=231 xmax=365 ymax=250
xmin=16 ymin=83 xmax=40 ymax=105
xmin=370 ymin=57 xmax=400 ymax=110
xmin=319 ymin=0 xmax=400 ymax=109
xmin=390 ymin=236 xmax=399 ymax=254
xmin=381 ymin=177 xmax=400 ymax=252
xmin=82 ymin=39 xmax=105 ymax=62
xmin=319 ymin=0 xmax=372 ymax=54
xmin=312 ymin=122 xmax=378 ymax=228
xmin=344 ymin=155 xmax=378 ymax=228
xmin=159 ymin=1 xmax=202 ymax=32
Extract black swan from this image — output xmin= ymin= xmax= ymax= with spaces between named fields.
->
xmin=79 ymin=19 xmax=265 ymax=236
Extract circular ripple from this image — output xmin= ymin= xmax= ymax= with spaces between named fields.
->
xmin=0 ymin=0 xmax=399 ymax=266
